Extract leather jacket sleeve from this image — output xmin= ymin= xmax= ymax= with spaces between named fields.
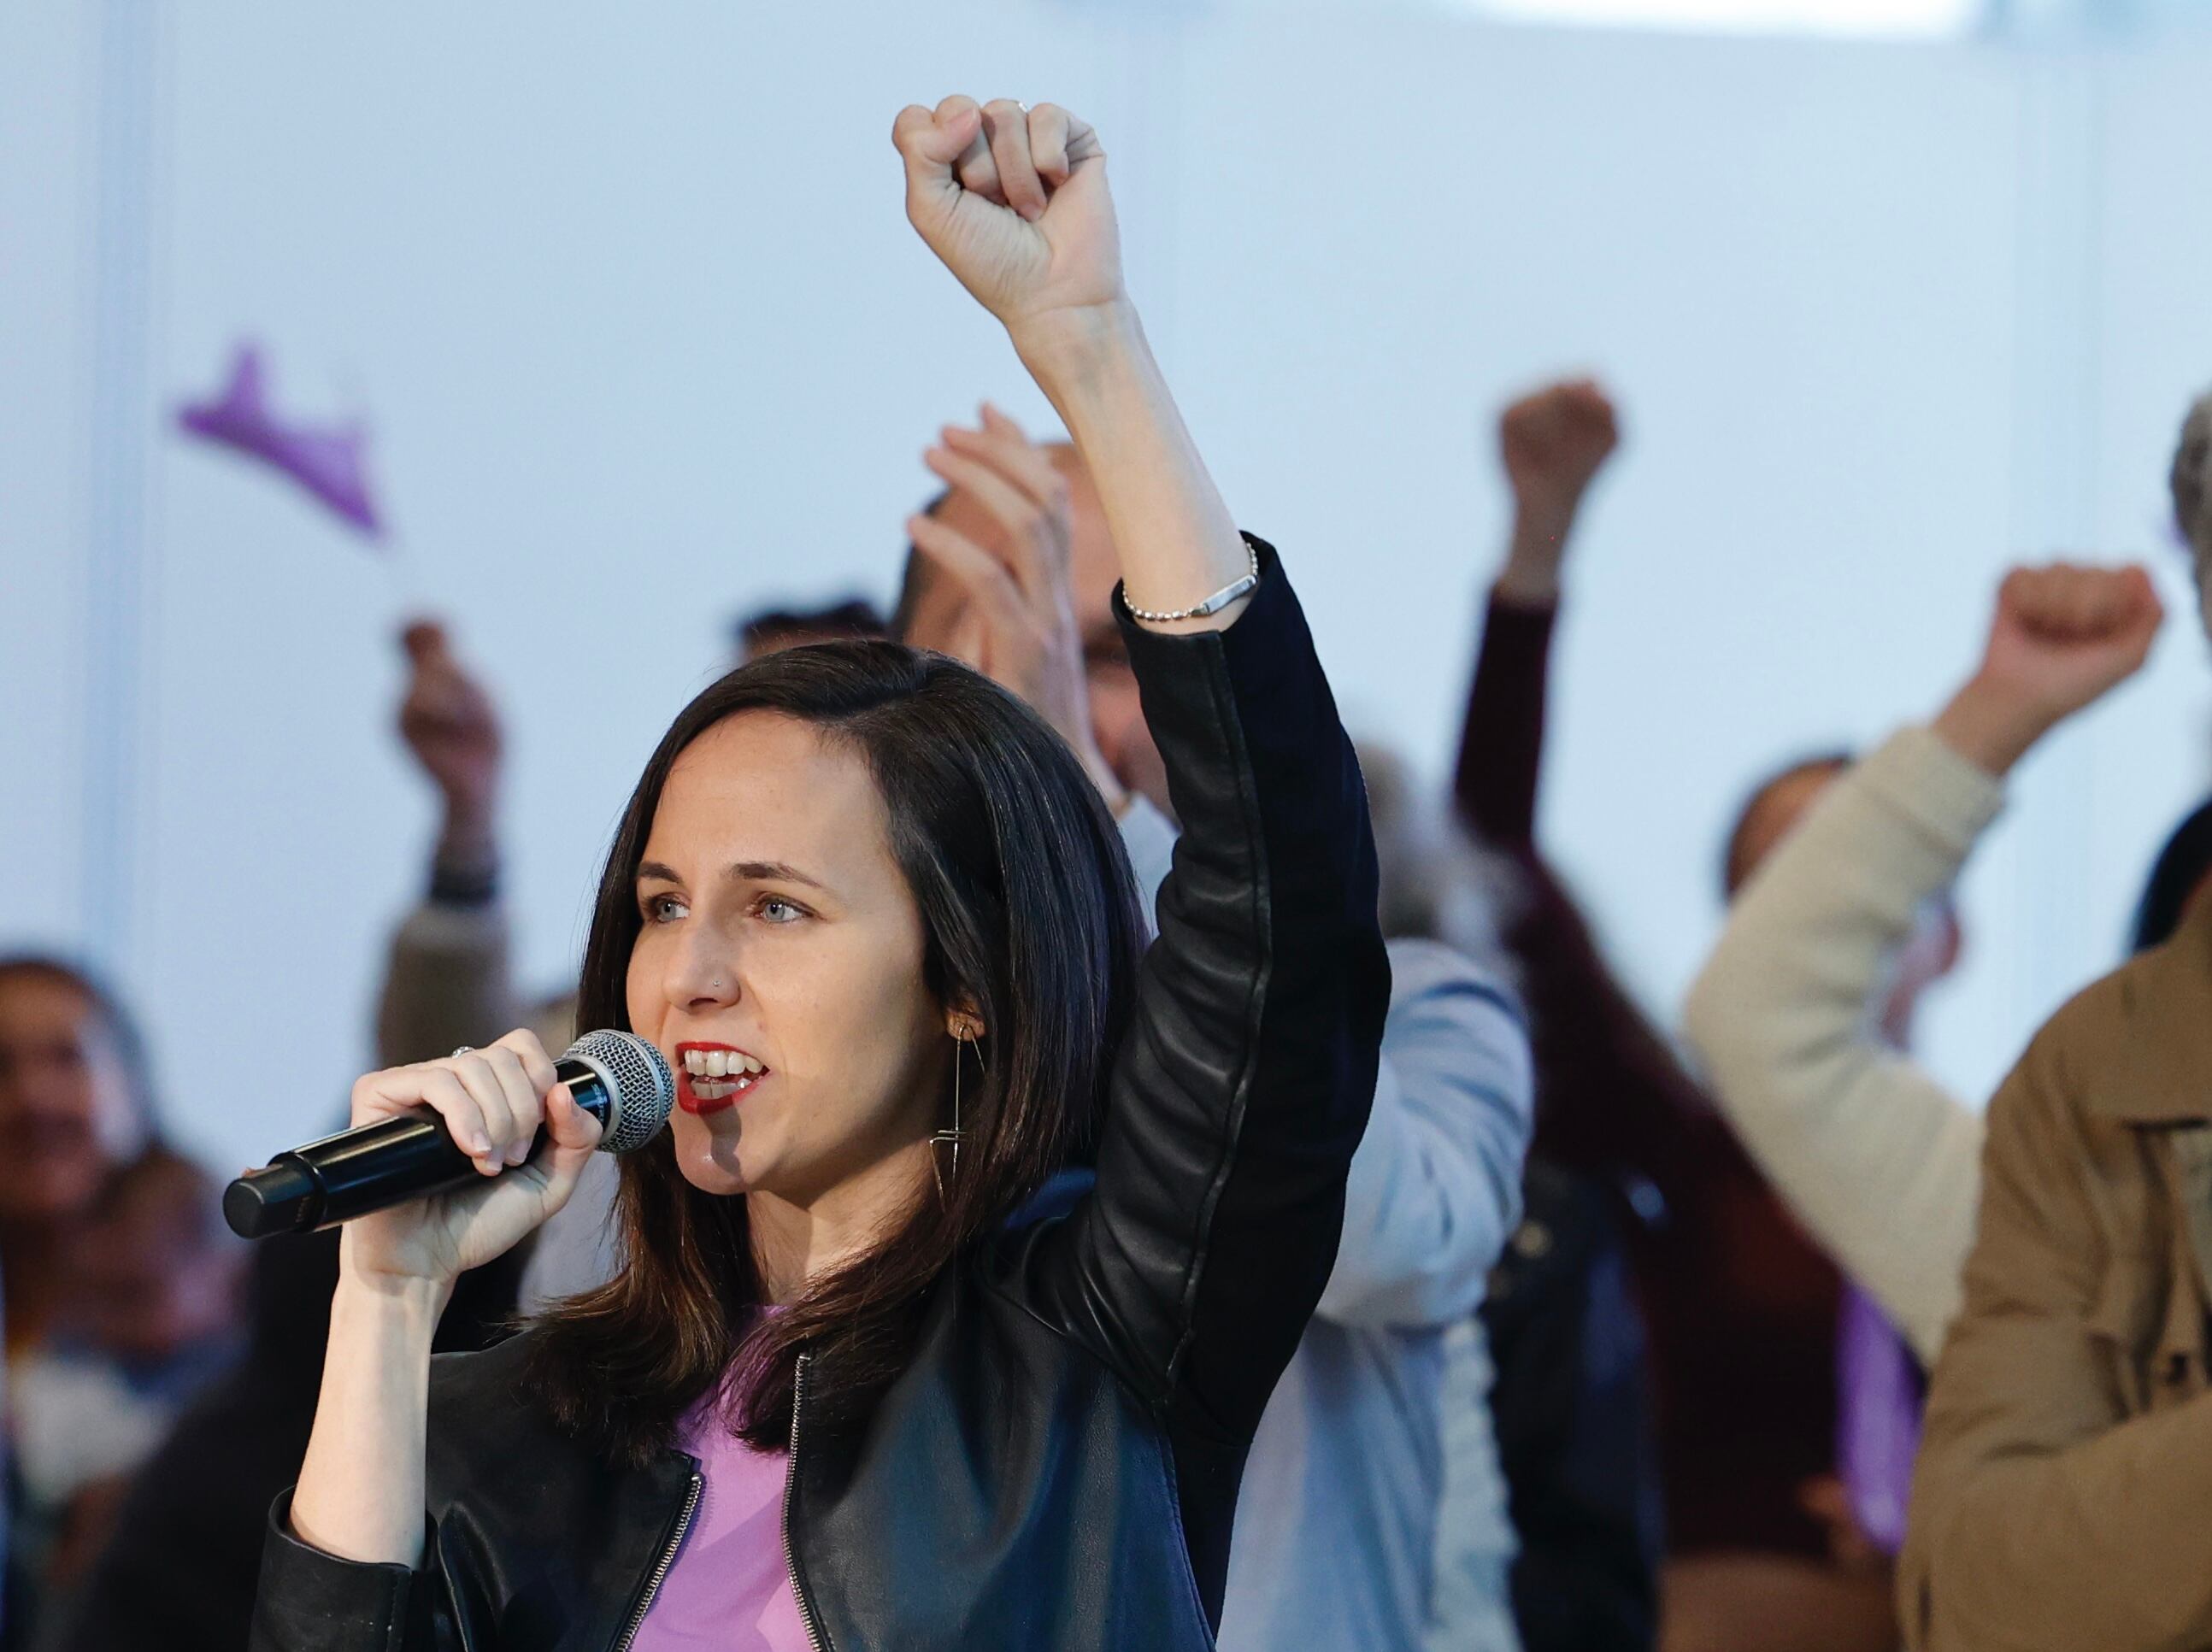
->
xmin=250 ymin=1494 xmax=429 ymax=1652
xmin=1022 ymin=542 xmax=1391 ymax=1447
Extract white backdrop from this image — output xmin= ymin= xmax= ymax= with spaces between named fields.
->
xmin=4 ymin=3 xmax=2207 ymax=1171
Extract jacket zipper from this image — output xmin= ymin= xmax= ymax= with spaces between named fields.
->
xmin=611 ymin=1468 xmax=703 ymax=1652
xmin=784 ymin=1351 xmax=831 ymax=1652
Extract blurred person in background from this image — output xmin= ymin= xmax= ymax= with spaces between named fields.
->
xmin=0 ymin=958 xmax=160 ymax=1361
xmin=895 ymin=415 xmax=1169 ymax=819
xmin=374 ymin=620 xmax=527 ymax=1073
xmin=1898 ymin=394 xmax=2212 ymax=1652
xmin=1480 ymin=1146 xmax=1664 ymax=1652
xmin=732 ymin=597 xmax=887 ymax=660
xmin=1683 ymin=560 xmax=2162 ymax=1652
xmin=1389 ymin=795 xmax=1663 ymax=1651
xmin=1721 ymin=753 xmax=1853 ymax=897
xmin=2127 ymin=387 xmax=2212 ymax=955
xmin=1686 ymin=561 xmax=2166 ymax=1370
xmin=1454 ymin=379 xmax=1903 ymax=1650
xmin=902 ymin=405 xmax=1533 ymax=1651
xmin=56 ymin=1228 xmax=528 ymax=1652
xmin=370 ymin=620 xmax=596 ymax=1307
xmin=15 ymin=1148 xmax=244 ymax=1629
xmin=2131 ymin=795 xmax=2212 ymax=951
xmin=1396 ymin=810 xmax=1666 ymax=1652
xmin=1712 ymin=751 xmax=1937 ymax=1596
xmin=0 ymin=959 xmax=242 ymax=1642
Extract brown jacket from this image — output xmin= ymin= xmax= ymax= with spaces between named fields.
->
xmin=1902 ymin=904 xmax=2212 ymax=1650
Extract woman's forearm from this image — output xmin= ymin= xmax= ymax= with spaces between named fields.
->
xmin=288 ymin=1273 xmax=447 ymax=1566
xmin=1015 ymin=303 xmax=1251 ymax=637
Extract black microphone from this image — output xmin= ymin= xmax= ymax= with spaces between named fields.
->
xmin=222 ymin=1030 xmax=674 ymax=1239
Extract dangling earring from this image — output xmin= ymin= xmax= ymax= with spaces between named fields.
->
xmin=932 ymin=1033 xmax=973 ymax=1202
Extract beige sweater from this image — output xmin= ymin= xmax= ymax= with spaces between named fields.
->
xmin=1682 ymin=727 xmax=2001 ymax=1367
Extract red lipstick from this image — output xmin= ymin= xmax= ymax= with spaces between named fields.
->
xmin=674 ymin=1040 xmax=768 ymax=1116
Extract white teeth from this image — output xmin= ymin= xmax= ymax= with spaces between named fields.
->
xmin=690 ymin=1076 xmax=738 ymax=1100
xmin=679 ymin=1048 xmax=763 ymax=1085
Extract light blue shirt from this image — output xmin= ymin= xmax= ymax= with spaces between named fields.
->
xmin=1120 ymin=797 xmax=1531 ymax=1652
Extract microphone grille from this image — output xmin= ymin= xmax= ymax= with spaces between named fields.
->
xmin=562 ymin=1029 xmax=675 ymax=1155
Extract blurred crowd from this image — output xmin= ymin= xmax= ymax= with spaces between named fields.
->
xmin=6 ymin=371 xmax=2210 ymax=1652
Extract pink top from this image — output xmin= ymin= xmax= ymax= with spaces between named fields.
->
xmin=630 ymin=1390 xmax=810 ymax=1650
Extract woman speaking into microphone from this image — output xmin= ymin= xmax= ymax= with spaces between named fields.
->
xmin=251 ymin=95 xmax=1387 ymax=1652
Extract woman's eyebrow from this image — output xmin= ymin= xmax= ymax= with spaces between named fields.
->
xmin=725 ymin=860 xmax=827 ymax=891
xmin=635 ymin=859 xmax=827 ymax=891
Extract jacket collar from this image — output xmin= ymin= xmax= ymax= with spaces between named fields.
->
xmin=2086 ymin=898 xmax=2212 ymax=1124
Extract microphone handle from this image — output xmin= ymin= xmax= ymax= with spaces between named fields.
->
xmin=222 ymin=1056 xmax=610 ymax=1239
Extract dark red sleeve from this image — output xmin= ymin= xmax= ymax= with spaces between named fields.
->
xmin=1454 ymin=591 xmax=1558 ymax=850
xmin=1449 ymin=585 xmax=1711 ymax=1187
xmin=1453 ymin=582 xmax=1842 ymax=1561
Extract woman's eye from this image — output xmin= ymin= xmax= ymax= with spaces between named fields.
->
xmin=757 ymin=896 xmax=803 ymax=924
xmin=644 ymin=894 xmax=688 ymax=923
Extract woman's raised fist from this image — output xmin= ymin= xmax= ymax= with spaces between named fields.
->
xmin=893 ymin=97 xmax=1123 ymax=354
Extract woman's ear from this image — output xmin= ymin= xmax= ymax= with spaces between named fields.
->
xmin=946 ymin=1003 xmax=985 ymax=1043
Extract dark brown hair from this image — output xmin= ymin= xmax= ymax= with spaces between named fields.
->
xmin=732 ymin=596 xmax=888 ymax=661
xmin=530 ymin=640 xmax=1146 ymax=1456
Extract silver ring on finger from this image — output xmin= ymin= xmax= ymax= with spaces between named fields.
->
xmin=1018 ymin=101 xmax=1032 ymax=115
xmin=450 ymin=1045 xmax=475 ymax=1058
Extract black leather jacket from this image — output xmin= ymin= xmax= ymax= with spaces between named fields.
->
xmin=250 ymin=548 xmax=1389 ymax=1652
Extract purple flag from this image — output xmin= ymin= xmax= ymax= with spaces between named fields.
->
xmin=176 ymin=344 xmax=383 ymax=539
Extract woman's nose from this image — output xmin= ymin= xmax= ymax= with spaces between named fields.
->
xmin=667 ymin=930 xmax=741 ymax=1011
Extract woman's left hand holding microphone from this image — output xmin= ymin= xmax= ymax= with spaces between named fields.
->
xmin=336 ymin=1030 xmax=605 ymax=1297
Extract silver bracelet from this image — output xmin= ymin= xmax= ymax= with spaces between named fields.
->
xmin=1124 ymin=535 xmax=1261 ymax=625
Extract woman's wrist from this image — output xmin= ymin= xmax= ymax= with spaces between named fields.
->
xmin=1014 ymin=295 xmax=1250 ymax=632
xmin=291 ymin=1268 xmax=442 ymax=1567
xmin=1009 ymin=299 xmax=1144 ymax=400
xmin=333 ymin=1259 xmax=456 ymax=1326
